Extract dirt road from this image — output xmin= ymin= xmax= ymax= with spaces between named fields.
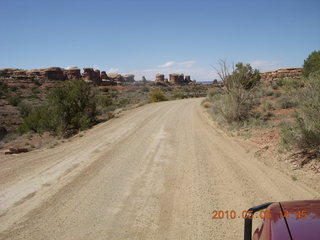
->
xmin=0 ymin=98 xmax=319 ymax=239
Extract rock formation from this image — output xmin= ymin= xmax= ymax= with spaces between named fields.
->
xmin=100 ymin=71 xmax=108 ymax=80
xmin=261 ymin=68 xmax=303 ymax=84
xmin=0 ymin=66 xmax=136 ymax=86
xmin=123 ymin=74 xmax=135 ymax=82
xmin=184 ymin=75 xmax=191 ymax=83
xmin=42 ymin=67 xmax=65 ymax=80
xmin=155 ymin=74 xmax=165 ymax=83
xmin=107 ymin=73 xmax=123 ymax=83
xmin=64 ymin=67 xmax=81 ymax=80
xmin=83 ymin=68 xmax=101 ymax=85
xmin=154 ymin=73 xmax=193 ymax=85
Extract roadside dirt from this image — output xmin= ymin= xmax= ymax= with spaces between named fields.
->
xmin=0 ymin=98 xmax=319 ymax=239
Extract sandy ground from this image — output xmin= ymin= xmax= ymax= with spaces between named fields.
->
xmin=0 ymin=98 xmax=319 ymax=239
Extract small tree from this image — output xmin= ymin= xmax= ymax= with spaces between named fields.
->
xmin=20 ymin=79 xmax=99 ymax=136
xmin=211 ymin=60 xmax=260 ymax=123
xmin=48 ymin=79 xmax=98 ymax=134
xmin=303 ymin=50 xmax=320 ymax=77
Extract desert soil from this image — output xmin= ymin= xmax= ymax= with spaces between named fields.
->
xmin=0 ymin=98 xmax=319 ymax=239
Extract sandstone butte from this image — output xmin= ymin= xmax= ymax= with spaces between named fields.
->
xmin=0 ymin=67 xmax=303 ymax=86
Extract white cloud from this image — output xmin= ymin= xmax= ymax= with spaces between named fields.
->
xmin=107 ymin=68 xmax=120 ymax=73
xmin=179 ymin=60 xmax=196 ymax=68
xmin=250 ymin=60 xmax=278 ymax=72
xmin=157 ymin=60 xmax=196 ymax=69
xmin=158 ymin=61 xmax=176 ymax=68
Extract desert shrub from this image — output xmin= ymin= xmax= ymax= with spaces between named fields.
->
xmin=262 ymin=101 xmax=273 ymax=112
xmin=277 ymin=96 xmax=297 ymax=109
xmin=0 ymin=82 xmax=8 ymax=97
xmin=276 ymin=78 xmax=304 ymax=89
xmin=149 ymin=89 xmax=167 ymax=102
xmin=32 ymin=79 xmax=41 ymax=86
xmin=32 ymin=86 xmax=40 ymax=94
xmin=280 ymin=72 xmax=320 ymax=151
xmin=99 ymin=95 xmax=113 ymax=108
xmin=100 ymin=88 xmax=109 ymax=93
xmin=207 ymin=87 xmax=224 ymax=100
xmin=303 ymin=50 xmax=320 ymax=77
xmin=173 ymin=92 xmax=188 ymax=99
xmin=18 ymin=102 xmax=33 ymax=118
xmin=212 ymin=92 xmax=254 ymax=123
xmin=265 ymin=89 xmax=274 ymax=96
xmin=118 ymin=98 xmax=130 ymax=106
xmin=20 ymin=79 xmax=99 ymax=136
xmin=8 ymin=96 xmax=21 ymax=106
xmin=271 ymin=81 xmax=279 ymax=90
xmin=225 ymin=62 xmax=261 ymax=90
xmin=142 ymin=86 xmax=149 ymax=92
xmin=10 ymin=86 xmax=18 ymax=91
xmin=210 ymin=61 xmax=260 ymax=123
xmin=273 ymin=91 xmax=281 ymax=98
xmin=255 ymin=87 xmax=274 ymax=98
xmin=18 ymin=105 xmax=55 ymax=134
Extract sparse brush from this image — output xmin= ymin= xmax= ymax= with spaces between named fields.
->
xmin=149 ymin=89 xmax=168 ymax=102
xmin=262 ymin=101 xmax=273 ymax=112
xmin=277 ymin=96 xmax=297 ymax=109
xmin=280 ymin=72 xmax=320 ymax=152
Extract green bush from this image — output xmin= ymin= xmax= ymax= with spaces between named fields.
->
xmin=20 ymin=79 xmax=99 ymax=136
xmin=210 ymin=61 xmax=259 ymax=123
xmin=273 ymin=91 xmax=281 ymax=98
xmin=8 ymin=96 xmax=21 ymax=106
xmin=262 ymin=101 xmax=273 ymax=112
xmin=225 ymin=62 xmax=261 ymax=90
xmin=303 ymin=50 xmax=320 ymax=77
xmin=276 ymin=78 xmax=304 ymax=89
xmin=18 ymin=105 xmax=55 ymax=134
xmin=277 ymin=96 xmax=297 ymax=109
xmin=0 ymin=82 xmax=8 ymax=97
xmin=142 ymin=86 xmax=149 ymax=92
xmin=10 ymin=86 xmax=18 ymax=91
xmin=209 ymin=88 xmax=254 ymax=123
xmin=280 ymin=72 xmax=320 ymax=151
xmin=149 ymin=89 xmax=167 ymax=102
xmin=18 ymin=102 xmax=33 ymax=118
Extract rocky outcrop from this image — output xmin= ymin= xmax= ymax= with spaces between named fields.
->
xmin=155 ymin=74 xmax=165 ymax=83
xmin=154 ymin=73 xmax=193 ymax=85
xmin=64 ymin=67 xmax=81 ymax=80
xmin=5 ymin=147 xmax=29 ymax=155
xmin=261 ymin=68 xmax=303 ymax=84
xmin=185 ymin=75 xmax=191 ymax=83
xmin=123 ymin=74 xmax=135 ymax=82
xmin=108 ymin=73 xmax=123 ymax=83
xmin=0 ymin=67 xmax=135 ymax=86
xmin=83 ymin=68 xmax=101 ymax=85
xmin=100 ymin=71 xmax=108 ymax=80
xmin=169 ymin=73 xmax=193 ymax=84
xmin=42 ymin=67 xmax=65 ymax=80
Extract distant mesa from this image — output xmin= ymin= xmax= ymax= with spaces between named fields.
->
xmin=0 ymin=67 xmax=197 ymax=86
xmin=0 ymin=67 xmax=136 ymax=86
xmin=155 ymin=73 xmax=194 ymax=85
xmin=260 ymin=67 xmax=303 ymax=84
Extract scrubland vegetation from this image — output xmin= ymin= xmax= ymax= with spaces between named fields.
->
xmin=204 ymin=50 xmax=320 ymax=169
xmin=0 ymin=79 xmax=210 ymax=149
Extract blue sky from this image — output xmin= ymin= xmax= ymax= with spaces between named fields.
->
xmin=0 ymin=0 xmax=319 ymax=81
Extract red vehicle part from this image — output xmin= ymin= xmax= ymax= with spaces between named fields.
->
xmin=244 ymin=200 xmax=320 ymax=240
